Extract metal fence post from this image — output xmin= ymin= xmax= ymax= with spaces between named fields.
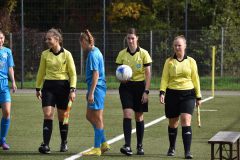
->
xmin=221 ymin=27 xmax=224 ymax=77
xmin=150 ymin=30 xmax=153 ymax=73
xmin=21 ymin=0 xmax=24 ymax=89
xmin=103 ymin=0 xmax=106 ymax=61
xmin=80 ymin=47 xmax=83 ymax=78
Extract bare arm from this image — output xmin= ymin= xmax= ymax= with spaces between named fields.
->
xmin=88 ymin=70 xmax=99 ymax=104
xmin=141 ymin=66 xmax=151 ymax=104
xmin=144 ymin=66 xmax=151 ymax=90
xmin=8 ymin=67 xmax=17 ymax=93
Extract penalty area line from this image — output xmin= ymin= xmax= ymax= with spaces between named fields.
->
xmin=64 ymin=96 xmax=213 ymax=160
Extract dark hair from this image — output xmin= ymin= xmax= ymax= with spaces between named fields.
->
xmin=127 ymin=28 xmax=138 ymax=36
xmin=47 ymin=28 xmax=63 ymax=44
xmin=0 ymin=30 xmax=5 ymax=36
xmin=80 ymin=29 xmax=94 ymax=46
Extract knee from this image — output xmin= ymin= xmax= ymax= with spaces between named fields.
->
xmin=169 ymin=117 xmax=179 ymax=128
xmin=86 ymin=114 xmax=91 ymax=122
xmin=180 ymin=114 xmax=192 ymax=126
xmin=123 ymin=109 xmax=132 ymax=119
xmin=44 ymin=112 xmax=54 ymax=119
xmin=135 ymin=113 xmax=144 ymax=122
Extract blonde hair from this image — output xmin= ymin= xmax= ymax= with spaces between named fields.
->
xmin=80 ymin=29 xmax=94 ymax=46
xmin=47 ymin=28 xmax=63 ymax=45
xmin=171 ymin=35 xmax=186 ymax=59
xmin=173 ymin=35 xmax=186 ymax=45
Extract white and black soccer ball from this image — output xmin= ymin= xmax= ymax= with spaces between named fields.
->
xmin=116 ymin=65 xmax=133 ymax=81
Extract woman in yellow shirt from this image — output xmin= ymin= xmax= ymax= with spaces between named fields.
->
xmin=159 ymin=35 xmax=201 ymax=159
xmin=116 ymin=28 xmax=152 ymax=156
xmin=35 ymin=28 xmax=77 ymax=154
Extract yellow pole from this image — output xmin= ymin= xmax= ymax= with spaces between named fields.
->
xmin=212 ymin=46 xmax=216 ymax=97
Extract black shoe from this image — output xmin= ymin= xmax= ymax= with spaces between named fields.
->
xmin=185 ymin=152 xmax=193 ymax=159
xmin=136 ymin=144 xmax=144 ymax=155
xmin=38 ymin=143 xmax=50 ymax=154
xmin=120 ymin=145 xmax=133 ymax=156
xmin=167 ymin=147 xmax=175 ymax=156
xmin=60 ymin=142 xmax=68 ymax=152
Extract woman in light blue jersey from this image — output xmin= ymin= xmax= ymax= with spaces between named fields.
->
xmin=79 ymin=29 xmax=110 ymax=156
xmin=0 ymin=30 xmax=17 ymax=150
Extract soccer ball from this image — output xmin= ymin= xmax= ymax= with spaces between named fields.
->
xmin=116 ymin=65 xmax=132 ymax=81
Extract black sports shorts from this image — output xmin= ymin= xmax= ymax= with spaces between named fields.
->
xmin=165 ymin=88 xmax=196 ymax=118
xmin=119 ymin=81 xmax=148 ymax=112
xmin=41 ymin=80 xmax=70 ymax=110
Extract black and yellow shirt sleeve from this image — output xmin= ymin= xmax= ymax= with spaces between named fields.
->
xmin=160 ymin=56 xmax=201 ymax=98
xmin=36 ymin=48 xmax=77 ymax=89
xmin=115 ymin=47 xmax=152 ymax=81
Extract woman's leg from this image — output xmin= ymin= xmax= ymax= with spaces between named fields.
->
xmin=181 ymin=113 xmax=193 ymax=158
xmin=1 ymin=102 xmax=11 ymax=149
xmin=167 ymin=117 xmax=179 ymax=156
xmin=57 ymin=108 xmax=68 ymax=152
xmin=42 ymin=106 xmax=55 ymax=146
xmin=135 ymin=112 xmax=144 ymax=155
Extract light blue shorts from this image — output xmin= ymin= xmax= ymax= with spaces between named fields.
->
xmin=87 ymin=85 xmax=106 ymax=110
xmin=0 ymin=79 xmax=11 ymax=104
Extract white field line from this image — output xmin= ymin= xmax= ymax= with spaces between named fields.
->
xmin=199 ymin=109 xmax=217 ymax=112
xmin=64 ymin=96 xmax=213 ymax=160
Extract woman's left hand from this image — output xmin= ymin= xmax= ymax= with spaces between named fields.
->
xmin=141 ymin=93 xmax=148 ymax=104
xmin=196 ymin=99 xmax=202 ymax=107
xmin=88 ymin=93 xmax=94 ymax=104
xmin=12 ymin=82 xmax=17 ymax=93
xmin=69 ymin=92 xmax=76 ymax=102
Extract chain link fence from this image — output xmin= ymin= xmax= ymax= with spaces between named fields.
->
xmin=3 ymin=29 xmax=239 ymax=90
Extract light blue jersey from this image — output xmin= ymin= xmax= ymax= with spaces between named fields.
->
xmin=0 ymin=47 xmax=14 ymax=80
xmin=0 ymin=47 xmax=14 ymax=104
xmin=85 ymin=47 xmax=106 ymax=110
xmin=86 ymin=47 xmax=106 ymax=88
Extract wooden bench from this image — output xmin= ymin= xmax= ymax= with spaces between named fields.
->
xmin=208 ymin=131 xmax=240 ymax=160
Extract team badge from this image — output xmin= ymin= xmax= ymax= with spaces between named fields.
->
xmin=136 ymin=64 xmax=141 ymax=68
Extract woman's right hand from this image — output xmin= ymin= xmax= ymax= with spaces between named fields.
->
xmin=159 ymin=94 xmax=165 ymax=104
xmin=36 ymin=91 xmax=42 ymax=100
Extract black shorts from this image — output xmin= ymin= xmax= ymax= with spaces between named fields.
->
xmin=119 ymin=81 xmax=148 ymax=112
xmin=165 ymin=88 xmax=196 ymax=118
xmin=41 ymin=80 xmax=70 ymax=110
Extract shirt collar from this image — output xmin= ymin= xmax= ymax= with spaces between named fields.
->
xmin=50 ymin=47 xmax=64 ymax=55
xmin=173 ymin=54 xmax=187 ymax=61
xmin=127 ymin=47 xmax=140 ymax=55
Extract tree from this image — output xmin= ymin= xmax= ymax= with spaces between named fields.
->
xmin=0 ymin=0 xmax=18 ymax=33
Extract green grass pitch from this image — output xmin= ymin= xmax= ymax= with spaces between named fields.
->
xmin=0 ymin=92 xmax=239 ymax=160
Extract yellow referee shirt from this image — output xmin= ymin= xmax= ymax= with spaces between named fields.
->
xmin=36 ymin=48 xmax=77 ymax=89
xmin=116 ymin=47 xmax=152 ymax=81
xmin=160 ymin=54 xmax=201 ymax=98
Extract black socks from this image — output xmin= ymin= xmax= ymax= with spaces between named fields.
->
xmin=43 ymin=119 xmax=53 ymax=145
xmin=182 ymin=126 xmax=192 ymax=153
xmin=136 ymin=121 xmax=144 ymax=146
xmin=123 ymin=118 xmax=132 ymax=147
xmin=59 ymin=121 xmax=68 ymax=144
xmin=168 ymin=126 xmax=178 ymax=149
